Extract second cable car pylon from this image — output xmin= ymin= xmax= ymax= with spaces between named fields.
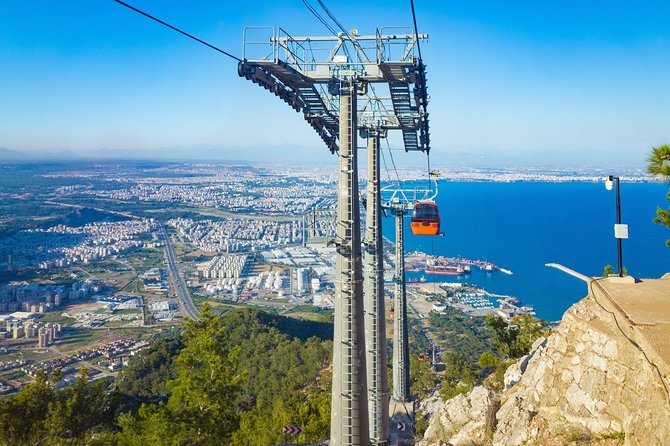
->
xmin=381 ymin=170 xmax=439 ymax=445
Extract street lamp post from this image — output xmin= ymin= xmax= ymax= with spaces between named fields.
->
xmin=605 ymin=175 xmax=626 ymax=277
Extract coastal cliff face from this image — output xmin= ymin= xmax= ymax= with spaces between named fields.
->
xmin=419 ymin=276 xmax=670 ymax=446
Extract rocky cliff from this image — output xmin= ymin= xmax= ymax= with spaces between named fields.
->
xmin=419 ymin=275 xmax=670 ymax=446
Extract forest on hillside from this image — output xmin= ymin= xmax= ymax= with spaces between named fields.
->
xmin=0 ymin=305 xmax=544 ymax=445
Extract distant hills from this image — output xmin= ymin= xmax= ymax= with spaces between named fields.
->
xmin=0 ymin=147 xmax=80 ymax=161
xmin=0 ymin=147 xmax=28 ymax=160
xmin=0 ymin=145 xmax=647 ymax=169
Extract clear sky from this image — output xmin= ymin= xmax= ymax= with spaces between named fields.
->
xmin=1 ymin=0 xmax=669 ymax=167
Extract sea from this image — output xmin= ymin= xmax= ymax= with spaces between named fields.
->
xmin=381 ymin=181 xmax=670 ymax=322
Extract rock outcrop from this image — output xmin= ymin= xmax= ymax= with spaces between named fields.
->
xmin=419 ymin=276 xmax=670 ymax=446
xmin=419 ymin=386 xmax=494 ymax=446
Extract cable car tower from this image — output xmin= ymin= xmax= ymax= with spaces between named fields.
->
xmin=382 ymin=172 xmax=438 ymax=445
xmin=110 ymin=1 xmax=431 ymax=445
xmin=239 ymin=24 xmax=429 ymax=446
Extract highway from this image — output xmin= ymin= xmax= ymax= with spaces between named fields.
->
xmin=159 ymin=224 xmax=199 ymax=320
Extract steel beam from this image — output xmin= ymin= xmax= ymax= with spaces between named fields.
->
xmin=364 ymin=133 xmax=390 ymax=446
xmin=389 ymin=207 xmax=414 ymax=445
xmin=392 ymin=210 xmax=410 ymax=401
xmin=330 ymin=82 xmax=369 ymax=446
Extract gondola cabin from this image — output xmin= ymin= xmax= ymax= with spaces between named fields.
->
xmin=411 ymin=201 xmax=440 ymax=236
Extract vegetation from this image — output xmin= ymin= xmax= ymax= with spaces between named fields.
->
xmin=439 ymin=351 xmax=478 ymax=400
xmin=603 ymin=264 xmax=628 ymax=276
xmin=116 ymin=305 xmax=244 ymax=445
xmin=0 ymin=369 xmax=117 ymax=445
xmin=0 ymin=306 xmax=333 ymax=445
xmin=0 ymin=295 xmax=550 ymax=441
xmin=115 ymin=338 xmax=183 ymax=405
xmin=647 ymin=143 xmax=670 ymax=246
xmin=410 ymin=355 xmax=437 ymax=400
xmin=485 ymin=314 xmax=549 ymax=360
xmin=428 ymin=308 xmax=497 ymax=361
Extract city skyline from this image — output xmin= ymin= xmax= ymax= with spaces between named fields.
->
xmin=1 ymin=0 xmax=669 ymax=168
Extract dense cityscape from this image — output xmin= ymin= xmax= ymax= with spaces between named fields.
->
xmin=1 ymin=0 xmax=669 ymax=443
xmin=0 ymin=159 xmax=658 ymax=398
xmin=0 ymin=155 xmax=666 ymax=417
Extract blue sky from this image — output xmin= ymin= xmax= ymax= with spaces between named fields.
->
xmin=0 ymin=0 xmax=669 ymax=167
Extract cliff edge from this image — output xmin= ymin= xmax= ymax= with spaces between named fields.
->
xmin=420 ymin=274 xmax=670 ymax=446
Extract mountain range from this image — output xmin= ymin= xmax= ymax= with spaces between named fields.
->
xmin=0 ymin=145 xmax=647 ymax=169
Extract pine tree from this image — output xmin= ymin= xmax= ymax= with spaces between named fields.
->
xmin=647 ymin=144 xmax=670 ymax=246
xmin=117 ymin=304 xmax=243 ymax=445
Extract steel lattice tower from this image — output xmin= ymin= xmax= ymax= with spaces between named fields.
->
xmin=331 ymin=82 xmax=369 ymax=444
xmin=391 ymin=208 xmax=410 ymax=402
xmin=238 ymin=27 xmax=429 ymax=446
xmin=381 ymin=177 xmax=439 ymax=445
xmin=363 ymin=130 xmax=390 ymax=446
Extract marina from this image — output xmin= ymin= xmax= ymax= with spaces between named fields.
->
xmin=395 ymin=249 xmax=532 ymax=318
xmin=408 ymin=280 xmax=535 ymax=319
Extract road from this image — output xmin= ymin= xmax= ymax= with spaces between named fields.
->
xmin=159 ymin=224 xmax=199 ymax=320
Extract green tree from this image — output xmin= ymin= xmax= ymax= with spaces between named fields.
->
xmin=439 ymin=351 xmax=478 ymax=400
xmin=117 ymin=304 xmax=243 ymax=445
xmin=0 ymin=369 xmax=57 ymax=444
xmin=603 ymin=264 xmax=628 ymax=276
xmin=486 ymin=314 xmax=549 ymax=359
xmin=478 ymin=351 xmax=498 ymax=369
xmin=647 ymin=143 xmax=670 ymax=246
xmin=410 ymin=355 xmax=437 ymax=399
xmin=115 ymin=338 xmax=182 ymax=402
xmin=46 ymin=367 xmax=119 ymax=442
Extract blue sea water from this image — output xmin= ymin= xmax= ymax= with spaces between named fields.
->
xmin=382 ymin=181 xmax=670 ymax=322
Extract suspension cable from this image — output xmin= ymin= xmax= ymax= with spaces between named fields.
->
xmin=112 ymin=0 xmax=241 ymax=61
xmin=301 ymin=0 xmax=339 ymax=36
xmin=386 ymin=138 xmax=403 ymax=189
xmin=410 ymin=0 xmax=423 ymax=61
xmin=380 ymin=147 xmax=393 ymax=184
xmin=427 ymin=150 xmax=432 ymax=195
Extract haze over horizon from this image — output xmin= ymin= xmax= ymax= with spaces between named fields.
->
xmin=0 ymin=144 xmax=652 ymax=170
xmin=1 ymin=0 xmax=669 ymax=168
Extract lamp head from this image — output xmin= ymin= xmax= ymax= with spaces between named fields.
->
xmin=605 ymin=177 xmax=614 ymax=191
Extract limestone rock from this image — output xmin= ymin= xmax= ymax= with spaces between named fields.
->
xmin=493 ymin=295 xmax=670 ymax=446
xmin=417 ymin=386 xmax=493 ymax=446
xmin=418 ymin=277 xmax=670 ymax=446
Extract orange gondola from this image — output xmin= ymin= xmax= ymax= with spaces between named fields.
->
xmin=410 ymin=201 xmax=440 ymax=236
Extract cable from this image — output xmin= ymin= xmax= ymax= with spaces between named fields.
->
xmin=315 ymin=0 xmax=367 ymax=63
xmin=301 ymin=0 xmax=339 ymax=37
xmin=410 ymin=0 xmax=433 ymax=179
xmin=410 ymin=0 xmax=423 ymax=61
xmin=112 ymin=0 xmax=241 ymax=62
xmin=386 ymin=138 xmax=403 ymax=189
xmin=380 ymin=147 xmax=393 ymax=184
xmin=317 ymin=0 xmax=349 ymax=36
xmin=427 ymin=150 xmax=431 ymax=195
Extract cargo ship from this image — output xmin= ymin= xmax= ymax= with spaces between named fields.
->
xmin=425 ymin=265 xmax=466 ymax=276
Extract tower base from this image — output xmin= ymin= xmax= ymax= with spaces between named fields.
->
xmin=389 ymin=398 xmax=415 ymax=446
